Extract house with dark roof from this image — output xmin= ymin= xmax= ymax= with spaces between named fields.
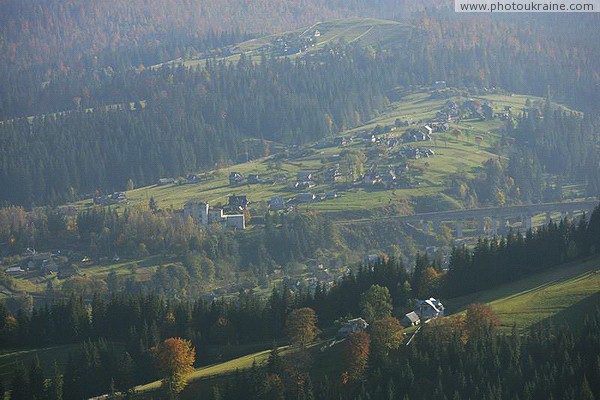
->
xmin=269 ymin=196 xmax=286 ymax=211
xmin=296 ymin=171 xmax=313 ymax=181
xmin=228 ymin=195 xmax=249 ymax=212
xmin=229 ymin=172 xmax=244 ymax=186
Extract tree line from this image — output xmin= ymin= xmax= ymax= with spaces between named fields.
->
xmin=219 ymin=305 xmax=600 ymax=400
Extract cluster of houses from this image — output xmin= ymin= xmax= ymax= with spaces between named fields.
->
xmin=4 ymin=248 xmax=114 ymax=279
xmin=401 ymin=298 xmax=446 ymax=328
xmin=274 ymin=29 xmax=320 ymax=55
xmin=157 ymin=174 xmax=203 ymax=186
xmin=334 ymin=297 xmax=446 ymax=339
xmin=399 ymin=146 xmax=435 ymax=160
xmin=183 ymin=196 xmax=247 ymax=230
xmin=229 ymin=171 xmax=267 ymax=186
xmin=362 ymin=163 xmax=411 ymax=189
xmin=5 ymin=248 xmax=59 ymax=275
xmin=402 ymin=128 xmax=432 ymax=143
xmin=93 ymin=191 xmax=127 ymax=205
xmin=436 ymin=99 xmax=510 ymax=123
xmin=278 ymin=262 xmax=340 ymax=294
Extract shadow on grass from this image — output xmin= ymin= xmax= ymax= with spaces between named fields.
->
xmin=444 ymin=256 xmax=600 ymax=314
xmin=530 ymin=291 xmax=600 ymax=333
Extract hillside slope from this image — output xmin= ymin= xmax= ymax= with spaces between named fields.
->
xmin=445 ymin=255 xmax=600 ymax=331
xmin=130 ymin=255 xmax=600 ymax=398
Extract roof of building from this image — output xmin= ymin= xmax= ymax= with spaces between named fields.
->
xmin=403 ymin=311 xmax=420 ymax=323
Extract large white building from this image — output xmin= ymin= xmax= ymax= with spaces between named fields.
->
xmin=184 ymin=200 xmax=245 ymax=230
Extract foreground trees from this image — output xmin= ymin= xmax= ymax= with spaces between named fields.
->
xmin=153 ymin=338 xmax=196 ymax=397
xmin=359 ymin=285 xmax=393 ymax=323
xmin=285 ymin=308 xmax=318 ymax=348
xmin=465 ymin=303 xmax=499 ymax=338
xmin=370 ymin=317 xmax=404 ymax=360
xmin=342 ymin=332 xmax=370 ymax=383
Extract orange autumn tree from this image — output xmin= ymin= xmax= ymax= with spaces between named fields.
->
xmin=153 ymin=337 xmax=196 ymax=396
xmin=285 ymin=307 xmax=318 ymax=348
xmin=343 ymin=331 xmax=370 ymax=382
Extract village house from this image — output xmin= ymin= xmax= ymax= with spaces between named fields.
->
xmin=415 ymin=298 xmax=445 ymax=320
xmin=333 ymin=136 xmax=350 ymax=146
xmin=326 ymin=168 xmax=342 ymax=183
xmin=402 ymin=129 xmax=431 ymax=143
xmin=158 ymin=177 xmax=175 ymax=185
xmin=229 ymin=172 xmax=244 ymax=186
xmin=269 ymin=196 xmax=286 ymax=211
xmin=337 ymin=318 xmax=369 ymax=338
xmin=184 ymin=174 xmax=201 ymax=184
xmin=228 ymin=195 xmax=249 ymax=212
xmin=94 ymin=192 xmax=127 ymax=205
xmin=363 ymin=173 xmax=381 ymax=186
xmin=433 ymin=80 xmax=447 ymax=90
xmin=292 ymin=180 xmax=315 ymax=190
xmin=296 ymin=171 xmax=313 ymax=181
xmin=5 ymin=266 xmax=24 ymax=275
xmin=247 ymin=174 xmax=260 ymax=184
xmin=296 ymin=192 xmax=316 ymax=203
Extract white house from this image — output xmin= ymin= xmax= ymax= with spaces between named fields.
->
xmin=184 ymin=200 xmax=245 ymax=229
xmin=5 ymin=266 xmax=24 ymax=274
xmin=415 ymin=298 xmax=445 ymax=320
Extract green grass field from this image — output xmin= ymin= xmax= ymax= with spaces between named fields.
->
xmin=73 ymin=90 xmax=569 ymax=218
xmin=445 ymin=255 xmax=600 ymax=331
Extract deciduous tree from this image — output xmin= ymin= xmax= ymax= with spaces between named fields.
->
xmin=343 ymin=331 xmax=370 ymax=381
xmin=285 ymin=307 xmax=318 ymax=348
xmin=360 ymin=285 xmax=392 ymax=323
xmin=153 ymin=337 xmax=196 ymax=396
xmin=370 ymin=317 xmax=404 ymax=360
xmin=465 ymin=303 xmax=498 ymax=338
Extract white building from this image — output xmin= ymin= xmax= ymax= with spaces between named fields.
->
xmin=184 ymin=200 xmax=245 ymax=229
xmin=415 ymin=298 xmax=445 ymax=320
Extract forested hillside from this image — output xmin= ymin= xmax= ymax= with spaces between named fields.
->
xmin=0 ymin=1 xmax=599 ymax=207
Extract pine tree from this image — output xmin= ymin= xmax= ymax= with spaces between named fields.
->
xmin=29 ymin=356 xmax=45 ymax=400
xmin=46 ymin=362 xmax=64 ymax=400
xmin=10 ymin=363 xmax=31 ymax=400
